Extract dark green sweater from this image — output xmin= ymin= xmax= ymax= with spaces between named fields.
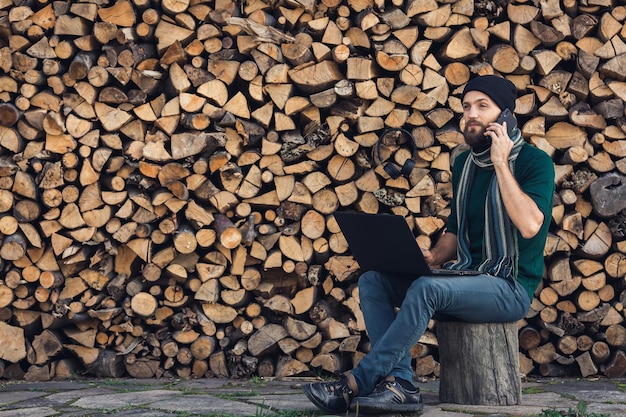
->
xmin=447 ymin=143 xmax=555 ymax=299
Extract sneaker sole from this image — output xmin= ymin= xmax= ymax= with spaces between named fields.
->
xmin=352 ymin=400 xmax=424 ymax=414
xmin=303 ymin=384 xmax=349 ymax=414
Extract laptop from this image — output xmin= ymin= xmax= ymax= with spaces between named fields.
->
xmin=333 ymin=211 xmax=482 ymax=277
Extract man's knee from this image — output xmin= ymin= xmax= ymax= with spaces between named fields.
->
xmin=404 ymin=277 xmax=441 ymax=306
xmin=358 ymin=270 xmax=389 ymax=295
xmin=358 ymin=270 xmax=380 ymax=289
xmin=408 ymin=276 xmax=435 ymax=292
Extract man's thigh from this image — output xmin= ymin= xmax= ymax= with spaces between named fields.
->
xmin=410 ymin=274 xmax=528 ymax=323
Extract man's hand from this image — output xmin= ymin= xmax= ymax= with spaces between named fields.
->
xmin=485 ymin=121 xmax=513 ymax=167
xmin=421 ymin=233 xmax=458 ymax=267
xmin=421 ymin=247 xmax=435 ymax=266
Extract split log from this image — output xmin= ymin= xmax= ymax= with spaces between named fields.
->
xmin=589 ymin=173 xmax=626 ymax=218
xmin=65 ymin=345 xmax=125 ymax=377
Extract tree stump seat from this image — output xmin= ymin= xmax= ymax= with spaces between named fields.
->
xmin=436 ymin=321 xmax=521 ymax=405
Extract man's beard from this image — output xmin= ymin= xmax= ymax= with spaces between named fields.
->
xmin=463 ymin=122 xmax=491 ymax=151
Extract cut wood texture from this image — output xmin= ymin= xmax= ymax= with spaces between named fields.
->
xmin=0 ymin=0 xmax=623 ymax=383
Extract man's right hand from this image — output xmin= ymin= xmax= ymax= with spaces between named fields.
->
xmin=421 ymin=247 xmax=435 ymax=266
xmin=421 ymin=232 xmax=458 ymax=267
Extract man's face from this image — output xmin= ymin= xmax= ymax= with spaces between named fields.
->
xmin=462 ymin=91 xmax=501 ymax=150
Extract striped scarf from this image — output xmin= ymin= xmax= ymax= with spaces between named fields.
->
xmin=448 ymin=128 xmax=525 ymax=280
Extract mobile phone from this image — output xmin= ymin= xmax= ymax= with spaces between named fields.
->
xmin=495 ymin=108 xmax=517 ymax=137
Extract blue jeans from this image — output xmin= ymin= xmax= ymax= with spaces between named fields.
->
xmin=351 ymin=271 xmax=531 ymax=395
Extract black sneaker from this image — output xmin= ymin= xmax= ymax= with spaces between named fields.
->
xmin=351 ymin=379 xmax=423 ymax=414
xmin=303 ymin=374 xmax=354 ymax=413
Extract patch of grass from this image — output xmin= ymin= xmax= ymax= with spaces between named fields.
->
xmin=172 ymin=410 xmax=305 ymax=417
xmin=253 ymin=399 xmax=322 ymax=417
xmin=523 ymin=386 xmax=547 ymax=394
xmin=251 ymin=375 xmax=267 ymax=386
xmin=255 ymin=409 xmax=319 ymax=417
xmin=179 ymin=386 xmax=204 ymax=395
xmin=213 ymin=391 xmax=260 ymax=400
xmin=202 ymin=413 xmax=237 ymax=417
xmin=98 ymin=379 xmax=134 ymax=386
xmin=310 ymin=367 xmax=327 ymax=379
xmin=189 ymin=414 xmax=240 ymax=417
xmin=559 ymin=392 xmax=578 ymax=401
xmin=537 ymin=401 xmax=609 ymax=417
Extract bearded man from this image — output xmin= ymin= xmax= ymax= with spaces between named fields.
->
xmin=303 ymin=75 xmax=555 ymax=414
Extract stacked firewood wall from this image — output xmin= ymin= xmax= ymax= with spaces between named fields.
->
xmin=0 ymin=0 xmax=625 ymax=382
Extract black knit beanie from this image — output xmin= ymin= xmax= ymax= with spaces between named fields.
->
xmin=462 ymin=75 xmax=517 ymax=111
